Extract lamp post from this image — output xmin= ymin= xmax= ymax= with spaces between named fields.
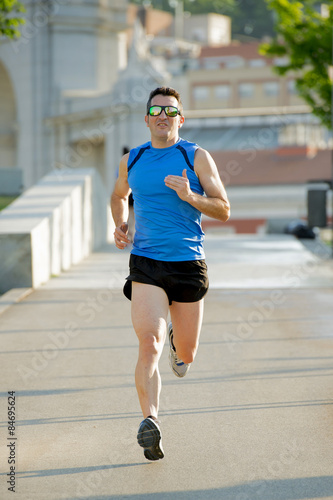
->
xmin=169 ymin=0 xmax=184 ymax=39
xmin=331 ymin=16 xmax=333 ymax=258
xmin=321 ymin=3 xmax=333 ymax=257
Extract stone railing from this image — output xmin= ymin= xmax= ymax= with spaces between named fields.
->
xmin=0 ymin=168 xmax=108 ymax=294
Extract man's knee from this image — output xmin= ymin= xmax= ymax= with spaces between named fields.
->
xmin=139 ymin=334 xmax=163 ymax=359
xmin=176 ymin=344 xmax=197 ymax=364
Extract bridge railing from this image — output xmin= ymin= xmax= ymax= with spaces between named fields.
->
xmin=0 ymin=168 xmax=108 ymax=294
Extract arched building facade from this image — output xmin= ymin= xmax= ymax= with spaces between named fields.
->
xmin=0 ymin=0 xmax=166 ymax=194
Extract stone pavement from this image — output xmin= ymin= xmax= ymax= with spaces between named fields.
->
xmin=0 ymin=234 xmax=333 ymax=500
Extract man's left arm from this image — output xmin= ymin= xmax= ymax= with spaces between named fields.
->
xmin=164 ymin=148 xmax=230 ymax=222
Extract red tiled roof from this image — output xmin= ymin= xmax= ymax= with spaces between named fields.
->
xmin=211 ymin=149 xmax=332 ymax=187
xmin=200 ymin=42 xmax=267 ymax=60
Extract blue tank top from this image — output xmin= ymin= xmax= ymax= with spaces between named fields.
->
xmin=127 ymin=138 xmax=205 ymax=261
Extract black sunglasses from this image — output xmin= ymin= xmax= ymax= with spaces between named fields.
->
xmin=148 ymin=105 xmax=181 ymax=117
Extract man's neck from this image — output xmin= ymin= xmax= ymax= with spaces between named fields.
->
xmin=151 ymin=135 xmax=180 ymax=149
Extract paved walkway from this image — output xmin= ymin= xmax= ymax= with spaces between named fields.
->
xmin=0 ymin=234 xmax=333 ymax=500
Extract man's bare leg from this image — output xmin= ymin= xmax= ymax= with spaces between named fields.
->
xmin=169 ymin=299 xmax=204 ymax=364
xmin=131 ymin=282 xmax=169 ymax=418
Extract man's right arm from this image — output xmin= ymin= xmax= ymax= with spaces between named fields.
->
xmin=111 ymin=153 xmax=131 ymax=249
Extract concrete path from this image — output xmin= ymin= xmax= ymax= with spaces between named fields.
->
xmin=0 ymin=234 xmax=333 ymax=500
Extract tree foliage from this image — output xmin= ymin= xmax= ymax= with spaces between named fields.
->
xmin=0 ymin=0 xmax=25 ymax=39
xmin=260 ymin=0 xmax=333 ymax=129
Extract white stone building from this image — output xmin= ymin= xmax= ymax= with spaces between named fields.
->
xmin=0 ymin=0 xmax=169 ymax=195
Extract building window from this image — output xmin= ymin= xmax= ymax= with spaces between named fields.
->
xmin=193 ymin=85 xmax=209 ymax=101
xmin=287 ymin=80 xmax=297 ymax=95
xmin=263 ymin=81 xmax=280 ymax=96
xmin=273 ymin=56 xmax=289 ymax=67
xmin=249 ymin=59 xmax=266 ymax=68
xmin=225 ymin=57 xmax=244 ymax=69
xmin=204 ymin=59 xmax=220 ymax=70
xmin=214 ymin=85 xmax=231 ymax=100
xmin=238 ymin=83 xmax=254 ymax=98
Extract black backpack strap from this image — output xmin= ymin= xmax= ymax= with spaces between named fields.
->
xmin=128 ymin=146 xmax=150 ymax=173
xmin=176 ymin=144 xmax=194 ymax=171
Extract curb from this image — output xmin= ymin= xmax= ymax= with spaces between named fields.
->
xmin=0 ymin=288 xmax=33 ymax=317
xmin=299 ymin=238 xmax=332 ymax=260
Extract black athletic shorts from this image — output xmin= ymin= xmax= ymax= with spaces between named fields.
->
xmin=123 ymin=254 xmax=209 ymax=305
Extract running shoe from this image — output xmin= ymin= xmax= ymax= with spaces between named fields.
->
xmin=137 ymin=417 xmax=164 ymax=461
xmin=168 ymin=322 xmax=191 ymax=378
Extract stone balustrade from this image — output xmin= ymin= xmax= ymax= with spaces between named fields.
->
xmin=0 ymin=168 xmax=108 ymax=293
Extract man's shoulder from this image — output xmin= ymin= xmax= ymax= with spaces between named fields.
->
xmin=176 ymin=138 xmax=201 ymax=169
xmin=130 ymin=141 xmax=151 ymax=155
xmin=178 ymin=138 xmax=199 ymax=150
xmin=127 ymin=141 xmax=151 ymax=171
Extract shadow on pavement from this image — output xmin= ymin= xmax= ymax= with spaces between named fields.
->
xmin=15 ymin=463 xmax=148 ymax=479
xmin=69 ymin=475 xmax=333 ymax=499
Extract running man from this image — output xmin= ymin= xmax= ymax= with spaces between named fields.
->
xmin=111 ymin=86 xmax=230 ymax=461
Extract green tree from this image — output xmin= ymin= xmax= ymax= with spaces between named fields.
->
xmin=0 ymin=0 xmax=25 ymax=39
xmin=260 ymin=0 xmax=333 ymax=129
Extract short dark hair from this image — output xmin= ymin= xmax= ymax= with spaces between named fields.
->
xmin=146 ymin=86 xmax=183 ymax=115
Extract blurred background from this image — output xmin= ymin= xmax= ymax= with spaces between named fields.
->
xmin=0 ymin=0 xmax=332 ymax=245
